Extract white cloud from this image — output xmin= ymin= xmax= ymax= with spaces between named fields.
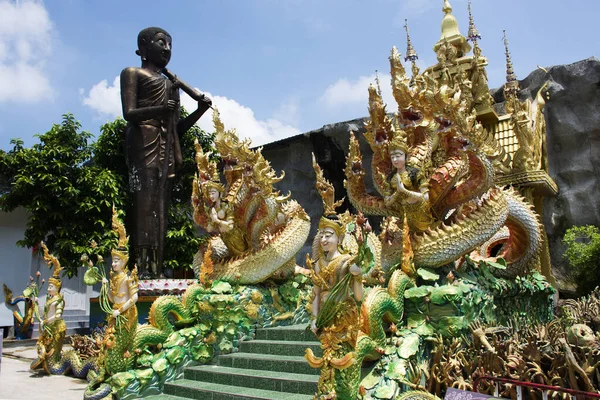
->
xmin=0 ymin=0 xmax=54 ymax=102
xmin=81 ymin=76 xmax=301 ymax=147
xmin=320 ymin=73 xmax=395 ymax=109
xmin=272 ymin=98 xmax=300 ymax=127
xmin=184 ymin=93 xmax=302 ymax=147
xmin=82 ymin=76 xmax=122 ymax=118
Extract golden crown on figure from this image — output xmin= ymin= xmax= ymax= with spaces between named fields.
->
xmin=41 ymin=241 xmax=63 ymax=291
xmin=388 ymin=129 xmax=409 ymax=155
xmin=111 ymin=207 xmax=129 ymax=266
xmin=312 ymin=153 xmax=353 ymax=240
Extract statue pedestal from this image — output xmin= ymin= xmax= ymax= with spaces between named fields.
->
xmin=88 ymin=279 xmax=196 ymax=330
xmin=138 ymin=279 xmax=196 ymax=296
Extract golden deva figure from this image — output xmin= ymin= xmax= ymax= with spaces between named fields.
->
xmin=100 ymin=211 xmax=139 ymax=374
xmin=305 ymin=155 xmax=364 ymax=398
xmin=202 ymin=180 xmax=246 ymax=256
xmin=31 ymin=242 xmax=66 ymax=373
xmin=384 ymin=133 xmax=433 ymax=232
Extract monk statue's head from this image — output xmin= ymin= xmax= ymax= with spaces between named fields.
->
xmin=136 ymin=27 xmax=172 ymax=69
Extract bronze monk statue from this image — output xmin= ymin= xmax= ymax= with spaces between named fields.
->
xmin=120 ymin=26 xmax=212 ymax=278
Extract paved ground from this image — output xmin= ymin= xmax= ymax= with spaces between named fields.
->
xmin=1 ymin=341 xmax=87 ymax=400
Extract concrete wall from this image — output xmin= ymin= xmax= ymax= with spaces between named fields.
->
xmin=0 ymin=208 xmax=33 ymax=327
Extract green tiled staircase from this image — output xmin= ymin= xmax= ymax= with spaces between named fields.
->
xmin=146 ymin=324 xmax=321 ymax=400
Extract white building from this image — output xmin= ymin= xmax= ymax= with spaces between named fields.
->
xmin=0 ymin=208 xmax=91 ymax=338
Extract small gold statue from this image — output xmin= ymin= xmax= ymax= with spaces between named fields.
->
xmin=202 ymin=180 xmax=246 ymax=256
xmin=100 ymin=210 xmax=139 ymax=374
xmin=383 ymin=131 xmax=433 ymax=232
xmin=31 ymin=242 xmax=66 ymax=373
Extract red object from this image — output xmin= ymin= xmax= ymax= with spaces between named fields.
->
xmin=473 ymin=374 xmax=600 ymax=399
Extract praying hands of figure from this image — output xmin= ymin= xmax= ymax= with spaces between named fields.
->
xmin=210 ymin=207 xmax=219 ymax=223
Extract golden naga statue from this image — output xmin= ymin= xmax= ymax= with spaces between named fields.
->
xmin=305 ymin=154 xmax=367 ymax=399
xmin=345 ymin=40 xmax=544 ymax=278
xmin=191 ymin=108 xmax=311 ymax=284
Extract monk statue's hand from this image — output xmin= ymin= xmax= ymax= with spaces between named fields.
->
xmin=199 ymin=94 xmax=212 ymax=108
xmin=166 ymin=99 xmax=179 ymax=111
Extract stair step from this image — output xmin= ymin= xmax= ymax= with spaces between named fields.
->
xmin=164 ymin=379 xmax=313 ymax=400
xmin=238 ymin=340 xmax=321 ymax=357
xmin=218 ymin=353 xmax=318 ymax=376
xmin=184 ymin=365 xmax=318 ymax=395
xmin=144 ymin=396 xmax=189 ymax=400
xmin=254 ymin=325 xmax=315 ymax=342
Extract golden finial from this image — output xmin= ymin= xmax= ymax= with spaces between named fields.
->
xmin=467 ymin=0 xmax=483 ymax=60
xmin=436 ymin=0 xmax=471 ymax=56
xmin=467 ymin=0 xmax=481 ymax=42
xmin=404 ymin=19 xmax=420 ymax=77
xmin=312 ymin=153 xmax=344 ymax=216
xmin=41 ymin=241 xmax=63 ymax=291
xmin=375 ymin=70 xmax=382 ymax=97
xmin=404 ymin=19 xmax=418 ymax=63
xmin=503 ymin=30 xmax=519 ymax=96
xmin=443 ymin=0 xmax=452 ymax=14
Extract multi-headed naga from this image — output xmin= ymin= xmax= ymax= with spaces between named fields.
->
xmin=345 ymin=46 xmax=543 ymax=277
xmin=192 ymin=109 xmax=310 ymax=284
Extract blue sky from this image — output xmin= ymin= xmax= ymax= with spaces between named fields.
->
xmin=0 ymin=0 xmax=598 ymax=151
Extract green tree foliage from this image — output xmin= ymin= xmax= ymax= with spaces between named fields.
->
xmin=0 ymin=110 xmax=214 ymax=277
xmin=563 ymin=225 xmax=600 ymax=294
xmin=92 ymin=108 xmax=215 ymax=273
xmin=0 ymin=114 xmax=121 ymax=276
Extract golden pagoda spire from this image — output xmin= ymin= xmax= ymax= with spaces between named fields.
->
xmin=503 ymin=30 xmax=519 ymax=98
xmin=404 ymin=19 xmax=420 ymax=77
xmin=434 ymin=0 xmax=471 ymax=57
xmin=443 ymin=0 xmax=452 ymax=14
xmin=467 ymin=0 xmax=482 ymax=59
